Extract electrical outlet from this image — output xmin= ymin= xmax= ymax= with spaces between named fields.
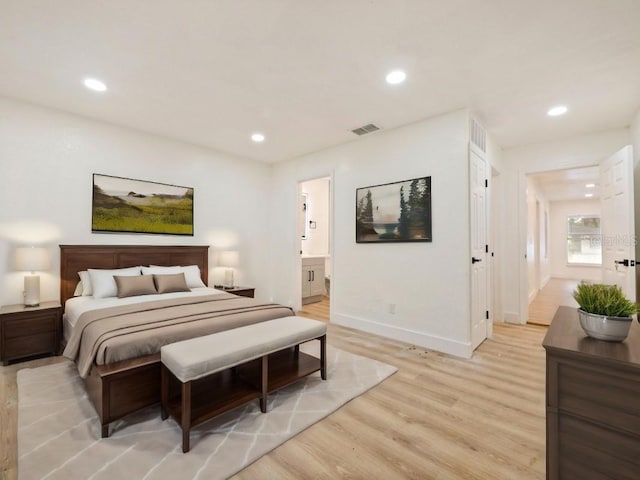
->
xmin=388 ymin=303 xmax=396 ymax=314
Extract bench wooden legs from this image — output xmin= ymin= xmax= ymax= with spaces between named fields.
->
xmin=260 ymin=355 xmax=268 ymax=413
xmin=181 ymin=382 xmax=192 ymax=453
xmin=320 ymin=334 xmax=327 ymax=380
xmin=160 ymin=364 xmax=169 ymax=421
xmin=160 ymin=365 xmax=193 ymax=453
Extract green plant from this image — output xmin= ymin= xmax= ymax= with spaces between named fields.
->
xmin=573 ymin=282 xmax=639 ymax=317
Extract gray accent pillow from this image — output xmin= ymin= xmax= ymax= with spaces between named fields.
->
xmin=153 ymin=273 xmax=190 ymax=294
xmin=114 ymin=274 xmax=158 ymax=298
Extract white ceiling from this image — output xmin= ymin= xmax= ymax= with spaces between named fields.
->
xmin=1 ymin=1 xmax=639 ymax=163
xmin=529 ymin=166 xmax=600 ymax=202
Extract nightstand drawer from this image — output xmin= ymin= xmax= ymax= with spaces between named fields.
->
xmin=4 ymin=314 xmax=57 ymax=338
xmin=215 ymin=287 xmax=255 ymax=298
xmin=5 ymin=331 xmax=57 ymax=358
xmin=232 ymin=289 xmax=255 ymax=298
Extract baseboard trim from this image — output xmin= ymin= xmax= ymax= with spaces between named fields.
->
xmin=504 ymin=311 xmax=521 ymax=324
xmin=331 ymin=313 xmax=473 ymax=358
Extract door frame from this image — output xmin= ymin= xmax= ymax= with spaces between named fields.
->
xmin=296 ymin=173 xmax=334 ymax=314
xmin=517 ymin=162 xmax=599 ymax=325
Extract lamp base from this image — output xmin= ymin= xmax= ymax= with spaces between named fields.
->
xmin=223 ymin=268 xmax=234 ymax=289
xmin=24 ymin=275 xmax=40 ymax=307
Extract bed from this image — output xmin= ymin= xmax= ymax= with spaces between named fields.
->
xmin=59 ymin=245 xmax=294 ymax=437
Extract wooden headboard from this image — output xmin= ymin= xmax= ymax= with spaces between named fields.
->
xmin=59 ymin=245 xmax=209 ymax=308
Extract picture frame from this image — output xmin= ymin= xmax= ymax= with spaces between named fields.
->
xmin=356 ymin=176 xmax=431 ymax=243
xmin=92 ymin=173 xmax=194 ymax=236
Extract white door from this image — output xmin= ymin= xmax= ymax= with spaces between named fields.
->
xmin=470 ymin=148 xmax=488 ymax=350
xmin=600 ymin=145 xmax=635 ymax=300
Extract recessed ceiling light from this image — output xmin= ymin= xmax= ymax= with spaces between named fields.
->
xmin=585 ymin=183 xmax=595 ymax=188
xmin=251 ymin=133 xmax=265 ymax=143
xmin=83 ymin=77 xmax=107 ymax=92
xmin=385 ymin=70 xmax=406 ymax=85
xmin=585 ymin=193 xmax=593 ymax=197
xmin=547 ymin=105 xmax=568 ymax=117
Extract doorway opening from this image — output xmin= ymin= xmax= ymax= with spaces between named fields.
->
xmin=297 ymin=176 xmax=331 ymax=322
xmin=525 ymin=166 xmax=600 ymax=325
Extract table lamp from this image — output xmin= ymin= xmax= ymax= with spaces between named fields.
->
xmin=16 ymin=246 xmax=50 ymax=306
xmin=218 ymin=251 xmax=239 ymax=288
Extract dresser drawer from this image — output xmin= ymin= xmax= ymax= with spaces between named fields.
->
xmin=558 ymin=414 xmax=640 ymax=480
xmin=557 ymin=361 xmax=640 ymax=436
xmin=4 ymin=314 xmax=57 ymax=338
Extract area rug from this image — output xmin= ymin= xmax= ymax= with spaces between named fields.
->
xmin=17 ymin=345 xmax=396 ymax=480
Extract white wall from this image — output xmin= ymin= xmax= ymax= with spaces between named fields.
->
xmin=486 ymin=133 xmax=505 ymax=324
xmin=300 ymin=177 xmax=330 ymax=256
xmin=632 ymin=109 xmax=640 ymax=167
xmin=501 ymin=128 xmax=630 ymax=323
xmin=269 ymin=109 xmax=475 ymax=357
xmin=548 ymin=199 xmax=602 ymax=282
xmin=525 ymin=177 xmax=551 ymax=301
xmin=0 ymin=97 xmax=272 ymax=305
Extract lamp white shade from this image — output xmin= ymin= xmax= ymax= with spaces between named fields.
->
xmin=16 ymin=247 xmax=49 ymax=306
xmin=218 ymin=250 xmax=239 ymax=267
xmin=16 ymin=247 xmax=50 ymax=273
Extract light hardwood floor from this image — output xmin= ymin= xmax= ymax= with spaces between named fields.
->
xmin=528 ymin=278 xmax=579 ymax=326
xmin=298 ymin=296 xmax=330 ymax=322
xmin=1 ymin=316 xmax=547 ymax=480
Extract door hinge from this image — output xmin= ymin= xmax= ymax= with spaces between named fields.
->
xmin=485 ymin=179 xmax=488 ymax=188
xmin=485 ymin=310 xmax=489 ymax=320
xmin=485 ymin=244 xmax=488 ymax=253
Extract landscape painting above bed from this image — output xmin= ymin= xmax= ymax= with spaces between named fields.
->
xmin=92 ymin=173 xmax=194 ymax=235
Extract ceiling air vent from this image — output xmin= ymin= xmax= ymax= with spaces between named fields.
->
xmin=351 ymin=123 xmax=381 ymax=136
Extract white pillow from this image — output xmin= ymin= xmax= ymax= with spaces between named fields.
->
xmin=144 ymin=265 xmax=206 ymax=288
xmin=73 ymin=281 xmax=84 ymax=297
xmin=78 ymin=270 xmax=93 ymax=296
xmin=180 ymin=265 xmax=206 ymax=288
xmin=88 ymin=266 xmax=141 ymax=299
xmin=141 ymin=266 xmax=181 ymax=276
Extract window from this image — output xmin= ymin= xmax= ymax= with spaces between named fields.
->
xmin=567 ymin=216 xmax=601 ymax=265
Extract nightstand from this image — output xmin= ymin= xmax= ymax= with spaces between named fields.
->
xmin=216 ymin=286 xmax=255 ymax=298
xmin=0 ymin=301 xmax=62 ymax=365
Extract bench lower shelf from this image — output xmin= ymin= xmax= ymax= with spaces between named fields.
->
xmin=162 ymin=346 xmax=325 ymax=451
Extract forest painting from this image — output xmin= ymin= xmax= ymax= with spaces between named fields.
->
xmin=92 ymin=174 xmax=194 ymax=235
xmin=356 ymin=176 xmax=431 ymax=243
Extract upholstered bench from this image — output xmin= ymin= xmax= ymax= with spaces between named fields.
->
xmin=160 ymin=316 xmax=327 ymax=452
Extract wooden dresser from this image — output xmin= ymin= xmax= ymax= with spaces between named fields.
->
xmin=543 ymin=306 xmax=640 ymax=479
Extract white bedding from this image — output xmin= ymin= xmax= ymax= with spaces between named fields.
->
xmin=63 ymin=287 xmax=224 ymax=342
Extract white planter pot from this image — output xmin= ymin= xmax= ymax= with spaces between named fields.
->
xmin=577 ymin=308 xmax=632 ymax=342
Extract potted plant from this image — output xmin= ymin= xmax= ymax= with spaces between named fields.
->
xmin=573 ymin=282 xmax=638 ymax=342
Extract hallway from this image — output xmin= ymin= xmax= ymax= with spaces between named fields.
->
xmin=528 ymin=278 xmax=579 ymax=326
